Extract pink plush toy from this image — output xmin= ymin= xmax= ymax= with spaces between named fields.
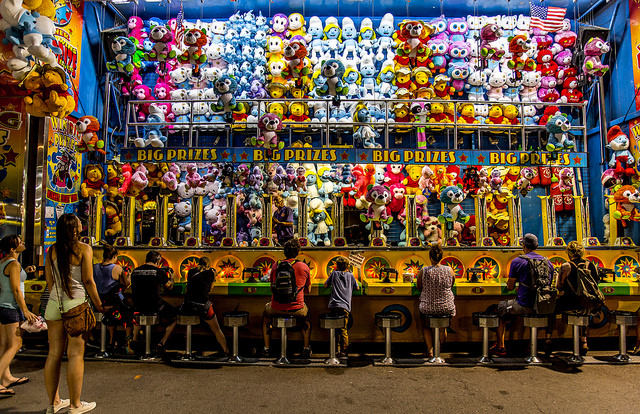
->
xmin=147 ymin=24 xmax=175 ymax=61
xmin=554 ymin=19 xmax=577 ymax=48
xmin=360 ymin=184 xmax=393 ymax=224
xmin=132 ymin=85 xmax=155 ymax=121
xmin=254 ymin=113 xmax=284 ymax=150
xmin=583 ymin=37 xmax=610 ymax=79
xmin=127 ymin=17 xmax=147 ymax=44
xmin=531 ymin=27 xmax=553 ymax=50
xmin=538 ymin=76 xmax=560 ymax=102
xmin=387 ymin=183 xmax=406 ymax=215
xmin=130 ymin=164 xmax=149 ymax=196
xmin=479 ymin=24 xmax=504 ymax=61
xmin=418 ymin=165 xmax=435 ymax=195
xmin=154 ymin=82 xmax=173 ymax=100
xmin=161 ymin=170 xmax=178 ymax=191
xmin=554 ymin=50 xmax=573 ymax=81
xmin=121 ymin=73 xmax=142 ymax=97
xmin=185 ymin=163 xmax=205 ymax=189
xmin=383 ymin=164 xmax=405 ymax=186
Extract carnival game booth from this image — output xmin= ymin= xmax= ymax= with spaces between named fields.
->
xmin=4 ymin=0 xmax=639 ymax=346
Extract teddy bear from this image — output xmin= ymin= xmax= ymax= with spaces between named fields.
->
xmin=485 ymin=68 xmax=508 ymax=101
xmin=253 ymin=113 xmax=284 ymax=151
xmin=131 ymin=84 xmax=155 ymax=121
xmin=504 ymin=104 xmax=520 ymax=125
xmin=554 ymin=50 xmax=574 ymax=81
xmin=538 ymin=76 xmax=560 ymax=102
xmin=104 ymin=162 xmax=121 ymax=200
xmin=402 ymin=165 xmax=423 ymax=195
xmin=538 ymin=105 xmax=560 ymax=125
xmin=612 ymin=185 xmax=640 ymax=226
xmin=479 ymin=23 xmax=504 ymax=62
xmin=606 ymin=126 xmax=636 ymax=176
xmin=106 ymin=36 xmax=136 ymax=75
xmin=178 ymin=28 xmax=208 ymax=66
xmin=438 ymin=185 xmax=470 ymax=231
xmin=146 ymin=23 xmax=175 ymax=61
xmin=80 ymin=164 xmax=107 ymax=198
xmin=359 ymin=184 xmax=393 ymax=225
xmin=546 ymin=112 xmax=575 ymax=152
xmin=128 ymin=163 xmax=149 ymax=198
xmin=75 ymin=115 xmax=104 ymax=154
xmin=422 ymin=216 xmax=442 ymax=244
xmin=559 ymin=77 xmax=584 ymax=104
xmin=583 ymin=37 xmax=610 ymax=79
xmin=516 ymin=166 xmax=537 ymax=196
xmin=507 ymin=34 xmax=535 ymax=72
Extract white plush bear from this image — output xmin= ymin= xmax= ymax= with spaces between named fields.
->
xmin=520 ymin=71 xmax=542 ymax=102
xmin=466 ymin=15 xmax=482 ymax=40
xmin=474 ymin=104 xmax=489 ymax=124
xmin=174 ymin=201 xmax=192 ymax=234
xmin=170 ymin=88 xmax=188 ymax=101
xmin=170 ymin=67 xmax=191 ymax=89
xmin=500 ymin=15 xmax=517 ymax=37
xmin=485 ymin=68 xmax=508 ymax=101
xmin=514 ymin=14 xmax=531 ymax=36
xmin=465 ymin=69 xmax=488 ymax=101
xmin=172 ymin=102 xmax=191 ymax=129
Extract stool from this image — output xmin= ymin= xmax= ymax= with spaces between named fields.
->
xmin=523 ymin=315 xmax=548 ymax=364
xmin=375 ymin=312 xmax=402 ymax=365
xmin=565 ymin=311 xmax=589 ymax=364
xmin=423 ymin=315 xmax=451 ymax=364
xmin=177 ymin=314 xmax=201 ymax=360
xmin=610 ymin=310 xmax=637 ymax=362
xmin=135 ymin=314 xmax=159 ymax=358
xmin=320 ymin=313 xmax=346 ymax=365
xmin=223 ymin=311 xmax=249 ymax=363
xmin=273 ymin=316 xmax=296 ymax=365
xmin=94 ymin=313 xmax=109 ymax=359
xmin=472 ymin=312 xmax=499 ymax=364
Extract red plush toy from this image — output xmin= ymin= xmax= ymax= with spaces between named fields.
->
xmin=282 ymin=40 xmax=310 ymax=80
xmin=536 ymin=50 xmax=558 ymax=76
xmin=560 ymin=77 xmax=584 ymax=103
xmin=507 ymin=35 xmax=536 ymax=72
xmin=387 ymin=183 xmax=407 ymax=215
xmin=394 ymin=20 xmax=431 ymax=66
xmin=178 ymin=28 xmax=208 ymax=65
xmin=538 ymin=105 xmax=560 ymax=126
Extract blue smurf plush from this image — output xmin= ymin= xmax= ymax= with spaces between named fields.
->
xmin=437 ymin=185 xmax=469 ymax=230
xmin=374 ymin=13 xmax=396 ymax=61
xmin=323 ymin=16 xmax=343 ymax=57
xmin=106 ymin=36 xmax=136 ymax=75
xmin=359 ymin=56 xmax=378 ymax=98
xmin=343 ymin=63 xmax=362 ymax=99
xmin=316 ymin=59 xmax=347 ymax=98
xmin=135 ymin=104 xmax=166 ymax=148
xmin=341 ymin=17 xmax=360 ymax=63
xmin=545 ymin=112 xmax=575 ymax=152
xmin=308 ymin=16 xmax=326 ymax=64
xmin=353 ymin=103 xmax=381 ymax=148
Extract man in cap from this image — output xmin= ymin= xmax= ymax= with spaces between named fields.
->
xmin=490 ymin=233 xmax=554 ymax=356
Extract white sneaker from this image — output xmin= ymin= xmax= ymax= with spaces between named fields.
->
xmin=54 ymin=399 xmax=70 ymax=413
xmin=69 ymin=401 xmax=97 ymax=414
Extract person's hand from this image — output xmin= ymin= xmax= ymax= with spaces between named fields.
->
xmin=24 ymin=265 xmax=36 ymax=274
xmin=24 ymin=310 xmax=38 ymax=324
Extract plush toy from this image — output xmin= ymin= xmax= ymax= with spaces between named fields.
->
xmin=485 ymin=68 xmax=508 ymax=101
xmin=520 ymin=71 xmax=541 ymax=102
xmin=352 ymin=103 xmax=381 ymax=148
xmin=402 ymin=165 xmax=423 ymax=195
xmin=554 ymin=50 xmax=574 ymax=81
xmin=80 ymin=164 xmax=107 ymax=198
xmin=559 ymin=77 xmax=584 ymax=103
xmin=538 ymin=76 xmax=560 ymax=102
xmin=178 ymin=28 xmax=208 ymax=66
xmin=383 ymin=164 xmax=405 ymax=186
xmin=538 ymin=105 xmax=560 ymax=126
xmin=146 ymin=24 xmax=175 ymax=61
xmin=447 ymin=64 xmax=469 ymax=96
xmin=374 ymin=13 xmax=396 ymax=62
xmin=315 ymin=59 xmax=346 ymax=99
xmin=269 ymin=13 xmax=289 ymax=39
xmin=504 ymin=104 xmax=520 ymax=125
xmin=428 ymin=38 xmax=448 ymax=72
xmin=282 ymin=40 xmax=310 ymax=83
xmin=606 ymin=126 xmax=636 ymax=176
xmin=340 ymin=16 xmax=360 ymax=63
xmin=358 ymin=18 xmax=376 ymax=61
xmin=516 ymin=167 xmax=536 ymax=196
xmin=308 ymin=198 xmax=333 ymax=246
xmin=287 ymin=102 xmax=310 ymax=126
xmin=104 ymin=162 xmax=121 ymax=200
xmin=479 ymin=23 xmax=504 ymax=62
xmin=386 ymin=183 xmax=406 ymax=216
xmin=134 ymin=104 xmax=166 ymax=148
xmin=507 ymin=34 xmax=535 ymax=71
xmin=421 ymin=216 xmax=442 ymax=245
xmin=106 ymin=36 xmax=136 ymax=75
xmin=438 ymin=185 xmax=470 ymax=230
xmin=449 ymin=41 xmax=471 ymax=67
xmin=545 ymin=112 xmax=575 ymax=152
xmin=523 ymin=105 xmax=539 ymax=125
xmin=489 ymin=168 xmax=504 ymax=193
xmin=210 ymin=75 xmax=237 ymax=122
xmin=360 ymin=184 xmax=393 ymax=224
xmin=358 ymin=55 xmax=378 ymax=98
xmin=583 ymin=37 xmax=610 ymax=79
xmin=486 ymin=104 xmax=510 ymax=129
xmin=461 ymin=165 xmax=480 ymax=194
xmin=612 ymin=185 xmax=640 ymax=225
xmin=174 ymin=201 xmax=192 ymax=234
xmin=39 ymin=64 xmax=75 ymax=118
xmin=394 ymin=20 xmax=432 ymax=67
xmin=104 ymin=202 xmax=122 ymax=237
xmin=75 ymin=115 xmax=104 ymax=154
xmin=131 ymin=84 xmax=155 ymax=121
xmin=433 ymin=74 xmax=455 ymax=100
xmin=465 ymin=69 xmax=488 ymax=101
xmin=253 ymin=113 xmax=284 ymax=151
xmin=410 ymin=101 xmax=428 ymax=148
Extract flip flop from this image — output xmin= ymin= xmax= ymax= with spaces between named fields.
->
xmin=6 ymin=377 xmax=28 ymax=387
xmin=0 ymin=387 xmax=15 ymax=397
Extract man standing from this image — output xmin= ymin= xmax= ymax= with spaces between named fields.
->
xmin=272 ymin=195 xmax=294 ymax=246
xmin=130 ymin=251 xmax=177 ymax=356
xmin=261 ymin=238 xmax=312 ymax=358
xmin=491 ymin=233 xmax=554 ymax=356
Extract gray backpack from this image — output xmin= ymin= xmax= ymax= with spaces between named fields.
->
xmin=519 ymin=255 xmax=557 ymax=315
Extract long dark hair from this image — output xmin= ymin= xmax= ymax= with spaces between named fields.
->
xmin=0 ymin=235 xmax=20 ymax=253
xmin=54 ymin=213 xmax=81 ymax=296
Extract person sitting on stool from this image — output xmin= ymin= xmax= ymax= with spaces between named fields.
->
xmin=182 ymin=257 xmax=229 ymax=355
xmin=130 ymin=251 xmax=177 ymax=356
xmin=324 ymin=257 xmax=359 ymax=357
xmin=261 ymin=238 xmax=312 ymax=357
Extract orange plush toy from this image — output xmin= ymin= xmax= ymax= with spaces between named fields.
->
xmin=282 ymin=40 xmax=310 ymax=81
xmin=76 ymin=116 xmax=105 ymax=154
xmin=612 ymin=185 xmax=640 ymax=226
xmin=394 ymin=20 xmax=432 ymax=67
xmin=507 ymin=34 xmax=536 ymax=72
xmin=179 ymin=28 xmax=208 ymax=65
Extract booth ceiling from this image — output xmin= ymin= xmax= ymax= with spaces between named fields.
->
xmin=112 ymin=0 xmax=594 ymax=20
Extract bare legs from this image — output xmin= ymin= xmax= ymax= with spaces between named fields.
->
xmin=0 ymin=322 xmax=22 ymax=387
xmin=422 ymin=325 xmax=447 ymax=357
xmin=204 ymin=316 xmax=229 ymax=354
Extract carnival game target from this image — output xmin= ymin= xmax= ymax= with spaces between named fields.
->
xmin=585 ymin=256 xmax=605 ymax=268
xmin=441 ymin=257 xmax=465 ymax=278
xmin=298 ymin=254 xmax=318 ymax=279
xmin=614 ymin=256 xmax=639 ymax=279
xmin=252 ymin=255 xmax=277 ymax=277
xmin=548 ymin=256 xmax=567 ymax=270
xmin=397 ymin=255 xmax=427 ymax=277
xmin=471 ymin=257 xmax=501 ymax=279
xmin=326 ymin=255 xmax=354 ymax=277
xmin=116 ymin=255 xmax=136 ymax=277
xmin=214 ymin=255 xmax=243 ymax=279
xmin=362 ymin=256 xmax=390 ymax=281
xmin=179 ymin=256 xmax=201 ymax=280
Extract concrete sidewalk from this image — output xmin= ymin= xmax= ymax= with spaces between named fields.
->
xmin=2 ymin=356 xmax=640 ymax=413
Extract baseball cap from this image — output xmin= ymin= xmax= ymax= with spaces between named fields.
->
xmin=523 ymin=233 xmax=538 ymax=250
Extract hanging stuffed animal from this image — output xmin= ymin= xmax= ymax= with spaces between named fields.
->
xmin=507 ymin=34 xmax=535 ymax=72
xmin=352 ymin=103 xmax=381 ymax=148
xmin=606 ymin=126 xmax=636 ymax=177
xmin=211 ymin=75 xmax=237 ymax=123
xmin=479 ymin=23 xmax=505 ymax=63
xmin=106 ymin=36 xmax=136 ymax=76
xmin=394 ymin=20 xmax=432 ymax=67
xmin=516 ymin=167 xmax=536 ymax=196
xmin=359 ymin=184 xmax=393 ymax=224
xmin=612 ymin=185 xmax=640 ymax=226
xmin=315 ymin=59 xmax=347 ymax=101
xmin=308 ymin=198 xmax=334 ymax=246
xmin=134 ymin=104 xmax=166 ymax=148
xmin=147 ymin=23 xmax=175 ymax=61
xmin=75 ymin=115 xmax=105 ymax=155
xmin=545 ymin=112 xmax=575 ymax=152
xmin=282 ymin=39 xmax=310 ymax=84
xmin=178 ymin=28 xmax=208 ymax=66
xmin=437 ymin=185 xmax=470 ymax=231
xmin=582 ymin=37 xmax=610 ymax=80
xmin=253 ymin=113 xmax=284 ymax=151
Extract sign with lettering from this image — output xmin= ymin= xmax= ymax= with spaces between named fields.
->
xmin=53 ymin=0 xmax=84 ymax=104
xmin=121 ymin=147 xmax=588 ymax=167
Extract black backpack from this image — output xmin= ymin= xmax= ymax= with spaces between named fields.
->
xmin=271 ymin=260 xmax=301 ymax=304
xmin=567 ymin=261 xmax=605 ymax=311
xmin=519 ymin=255 xmax=558 ymax=315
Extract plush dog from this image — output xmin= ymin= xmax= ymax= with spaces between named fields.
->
xmin=75 ymin=116 xmax=104 ymax=154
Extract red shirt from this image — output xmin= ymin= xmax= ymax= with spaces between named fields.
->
xmin=269 ymin=259 xmax=311 ymax=311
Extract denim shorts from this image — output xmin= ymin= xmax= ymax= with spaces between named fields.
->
xmin=0 ymin=306 xmax=25 ymax=324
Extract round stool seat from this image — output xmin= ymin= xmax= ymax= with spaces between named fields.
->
xmin=424 ymin=314 xmax=451 ymax=329
xmin=136 ymin=314 xmax=159 ymax=325
xmin=319 ymin=313 xmax=346 ymax=329
xmin=223 ymin=311 xmax=249 ymax=327
xmin=375 ymin=312 xmax=402 ymax=328
xmin=610 ymin=310 xmax=637 ymax=326
xmin=177 ymin=314 xmax=200 ymax=325
xmin=564 ymin=311 xmax=589 ymax=327
xmin=523 ymin=315 xmax=548 ymax=328
xmin=274 ymin=316 xmax=297 ymax=328
xmin=472 ymin=312 xmax=499 ymax=328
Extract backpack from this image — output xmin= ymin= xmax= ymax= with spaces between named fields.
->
xmin=519 ymin=255 xmax=558 ymax=315
xmin=271 ymin=260 xmax=301 ymax=304
xmin=566 ymin=261 xmax=605 ymax=311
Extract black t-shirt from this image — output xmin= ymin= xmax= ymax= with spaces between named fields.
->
xmin=131 ymin=264 xmax=169 ymax=312
xmin=185 ymin=268 xmax=215 ymax=304
xmin=564 ymin=259 xmax=600 ymax=297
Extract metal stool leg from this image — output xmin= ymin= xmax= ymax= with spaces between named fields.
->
xmin=96 ymin=320 xmax=109 ymax=358
xmin=613 ymin=324 xmax=631 ymax=362
xmin=478 ymin=326 xmax=493 ymax=364
xmin=276 ymin=326 xmax=289 ymax=365
xmin=145 ymin=325 xmax=152 ymax=357
xmin=380 ymin=326 xmax=394 ymax=365
xmin=181 ymin=325 xmax=193 ymax=360
xmin=429 ymin=328 xmax=445 ymax=364
xmin=568 ymin=324 xmax=584 ymax=363
xmin=325 ymin=328 xmax=340 ymax=365
xmin=228 ymin=326 xmax=243 ymax=363
xmin=526 ymin=326 xmax=542 ymax=364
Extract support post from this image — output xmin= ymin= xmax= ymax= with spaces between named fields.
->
xmin=260 ymin=193 xmax=273 ymax=246
xmin=221 ymin=194 xmax=237 ymax=247
xmin=85 ymin=194 xmax=103 ymax=245
xmin=185 ymin=195 xmax=203 ymax=247
xmin=331 ymin=193 xmax=346 ymax=246
xmin=149 ymin=194 xmax=169 ymax=247
xmin=297 ymin=193 xmax=309 ymax=246
xmin=115 ymin=196 xmax=136 ymax=246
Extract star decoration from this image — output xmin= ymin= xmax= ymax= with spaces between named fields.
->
xmin=240 ymin=151 xmax=248 ymax=161
xmin=459 ymin=153 xmax=468 ymax=162
xmin=341 ymin=151 xmax=349 ymax=161
xmin=221 ymin=150 xmax=230 ymax=159
xmin=2 ymin=147 xmax=18 ymax=166
xmin=572 ymin=155 xmax=582 ymax=165
xmin=2 ymin=103 xmax=15 ymax=111
xmin=476 ymin=155 xmax=485 ymax=163
xmin=0 ymin=187 xmax=10 ymax=198
xmin=359 ymin=152 xmax=368 ymax=161
xmin=124 ymin=152 xmax=133 ymax=161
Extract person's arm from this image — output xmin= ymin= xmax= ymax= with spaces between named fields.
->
xmin=353 ymin=273 xmax=360 ymax=290
xmin=164 ymin=268 xmax=175 ymax=290
xmin=506 ymin=277 xmax=517 ymax=291
xmin=449 ymin=267 xmax=455 ymax=289
xmin=323 ymin=272 xmax=332 ymax=288
xmin=80 ymin=244 xmax=105 ymax=313
xmin=305 ymin=268 xmax=312 ymax=294
xmin=45 ymin=248 xmax=54 ymax=292
xmin=556 ymin=262 xmax=571 ymax=290
xmin=416 ymin=269 xmax=423 ymax=291
xmin=7 ymin=261 xmax=37 ymax=323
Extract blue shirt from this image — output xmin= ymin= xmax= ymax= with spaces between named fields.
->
xmin=326 ymin=270 xmax=359 ymax=312
xmin=0 ymin=258 xmax=26 ymax=309
xmin=93 ymin=263 xmax=120 ymax=296
xmin=508 ymin=252 xmax=554 ymax=309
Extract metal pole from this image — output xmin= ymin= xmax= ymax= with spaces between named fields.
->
xmin=530 ymin=327 xmax=538 ymax=358
xmin=482 ymin=326 xmax=489 ymax=358
xmin=573 ymin=324 xmax=580 ymax=357
xmin=186 ymin=325 xmax=192 ymax=356
xmin=145 ymin=325 xmax=152 ymax=356
xmin=620 ymin=324 xmax=627 ymax=356
xmin=329 ymin=328 xmax=336 ymax=359
xmin=232 ymin=326 xmax=239 ymax=358
xmin=385 ymin=327 xmax=392 ymax=359
xmin=597 ymin=78 xmax=608 ymax=167
xmin=433 ymin=327 xmax=440 ymax=358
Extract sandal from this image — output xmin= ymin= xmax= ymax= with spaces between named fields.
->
xmin=6 ymin=376 xmax=28 ymax=387
xmin=0 ymin=387 xmax=15 ymax=397
xmin=631 ymin=342 xmax=640 ymax=355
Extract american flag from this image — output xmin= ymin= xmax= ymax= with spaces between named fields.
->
xmin=530 ymin=4 xmax=566 ymax=32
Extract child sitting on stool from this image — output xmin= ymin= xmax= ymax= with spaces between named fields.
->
xmin=324 ymin=257 xmax=359 ymax=357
